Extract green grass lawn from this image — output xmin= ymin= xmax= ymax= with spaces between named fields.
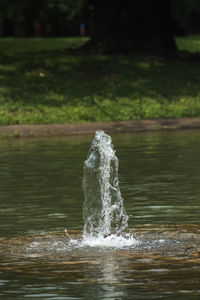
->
xmin=176 ymin=34 xmax=200 ymax=52
xmin=0 ymin=36 xmax=200 ymax=125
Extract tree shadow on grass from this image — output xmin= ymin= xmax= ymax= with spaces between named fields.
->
xmin=0 ymin=48 xmax=200 ymax=121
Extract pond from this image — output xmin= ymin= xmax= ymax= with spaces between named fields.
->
xmin=0 ymin=130 xmax=200 ymax=299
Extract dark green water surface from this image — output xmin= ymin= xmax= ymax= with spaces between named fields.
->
xmin=0 ymin=130 xmax=200 ymax=299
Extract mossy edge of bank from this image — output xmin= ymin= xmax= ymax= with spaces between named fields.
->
xmin=0 ymin=117 xmax=200 ymax=138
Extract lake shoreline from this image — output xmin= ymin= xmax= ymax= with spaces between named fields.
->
xmin=1 ymin=117 xmax=200 ymax=138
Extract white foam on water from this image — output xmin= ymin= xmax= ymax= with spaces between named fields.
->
xmin=81 ymin=233 xmax=139 ymax=248
xmin=66 ymin=231 xmax=140 ymax=250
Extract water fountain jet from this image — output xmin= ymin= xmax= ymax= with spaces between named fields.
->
xmin=81 ymin=130 xmax=137 ymax=248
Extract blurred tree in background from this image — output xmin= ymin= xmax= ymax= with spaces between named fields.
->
xmin=0 ymin=0 xmax=200 ymax=53
xmin=0 ymin=0 xmax=87 ymax=37
xmin=83 ymin=0 xmax=177 ymax=53
xmin=171 ymin=0 xmax=200 ymax=34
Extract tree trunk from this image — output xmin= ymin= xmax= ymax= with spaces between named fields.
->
xmin=85 ymin=0 xmax=177 ymax=54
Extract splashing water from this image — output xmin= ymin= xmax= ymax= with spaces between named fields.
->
xmin=80 ymin=130 xmax=138 ymax=248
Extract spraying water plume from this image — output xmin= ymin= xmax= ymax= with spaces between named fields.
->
xmin=82 ymin=131 xmax=129 ymax=241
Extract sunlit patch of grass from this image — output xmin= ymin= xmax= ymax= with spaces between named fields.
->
xmin=176 ymin=35 xmax=200 ymax=52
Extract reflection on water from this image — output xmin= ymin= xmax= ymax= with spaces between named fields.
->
xmin=116 ymin=130 xmax=200 ymax=226
xmin=1 ymin=238 xmax=200 ymax=299
xmin=1 ymin=130 xmax=200 ymax=299
xmin=0 ymin=135 xmax=88 ymax=235
xmin=1 ymin=130 xmax=200 ymax=236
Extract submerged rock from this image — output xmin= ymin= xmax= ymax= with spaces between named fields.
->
xmin=1 ymin=225 xmax=200 ymax=293
xmin=1 ymin=225 xmax=200 ymax=261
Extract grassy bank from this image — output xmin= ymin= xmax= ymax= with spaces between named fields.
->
xmin=0 ymin=36 xmax=200 ymax=125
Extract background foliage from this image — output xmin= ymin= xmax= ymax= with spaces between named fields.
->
xmin=1 ymin=0 xmax=200 ymax=38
